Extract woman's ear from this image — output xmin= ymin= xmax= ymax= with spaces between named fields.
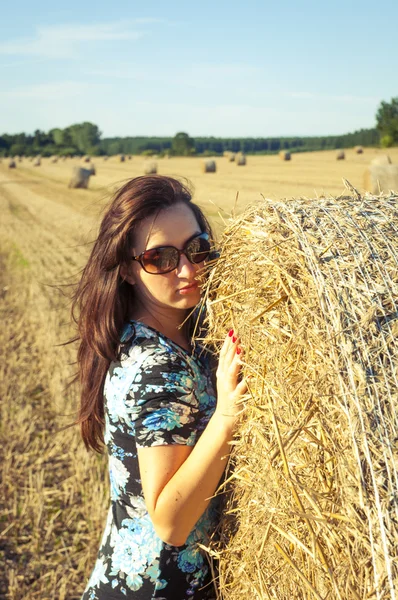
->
xmin=120 ymin=263 xmax=136 ymax=285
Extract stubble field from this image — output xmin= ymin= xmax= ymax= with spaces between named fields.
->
xmin=1 ymin=148 xmax=397 ymax=599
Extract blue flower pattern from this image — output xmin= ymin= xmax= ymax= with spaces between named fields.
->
xmin=81 ymin=321 xmax=219 ymax=599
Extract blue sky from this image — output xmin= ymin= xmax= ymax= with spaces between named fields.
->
xmin=0 ymin=0 xmax=396 ymax=138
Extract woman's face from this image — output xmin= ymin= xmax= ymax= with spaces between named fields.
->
xmin=126 ymin=203 xmax=206 ymax=316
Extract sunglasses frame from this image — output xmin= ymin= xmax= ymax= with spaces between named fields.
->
xmin=131 ymin=232 xmax=211 ymax=275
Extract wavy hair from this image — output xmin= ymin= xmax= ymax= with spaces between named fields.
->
xmin=72 ymin=175 xmax=213 ymax=453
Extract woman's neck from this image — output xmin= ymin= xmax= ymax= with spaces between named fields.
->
xmin=130 ymin=309 xmax=191 ymax=351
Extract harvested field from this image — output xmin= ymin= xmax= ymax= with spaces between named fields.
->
xmin=1 ymin=147 xmax=398 ymax=599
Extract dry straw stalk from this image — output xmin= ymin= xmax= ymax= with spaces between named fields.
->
xmin=199 ymin=190 xmax=398 ymax=600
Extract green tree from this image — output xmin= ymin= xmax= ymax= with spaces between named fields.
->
xmin=376 ymin=97 xmax=398 ymax=144
xmin=65 ymin=122 xmax=101 ymax=153
xmin=171 ymin=132 xmax=195 ymax=156
xmin=380 ymin=134 xmax=394 ymax=148
xmin=50 ymin=128 xmax=64 ymax=146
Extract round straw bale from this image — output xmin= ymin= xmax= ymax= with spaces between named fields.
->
xmin=355 ymin=145 xmax=364 ymax=154
xmin=128 ymin=155 xmax=132 ymax=160
xmin=83 ymin=155 xmax=91 ymax=163
xmin=279 ymin=150 xmax=291 ymax=160
xmin=103 ymin=156 xmax=108 ymax=161
xmin=201 ymin=193 xmax=398 ymax=600
xmin=236 ymin=154 xmax=246 ymax=166
xmin=68 ymin=166 xmax=92 ymax=189
xmin=371 ymin=154 xmax=392 ymax=166
xmin=363 ymin=164 xmax=398 ymax=194
xmin=51 ymin=156 xmax=58 ymax=163
xmin=8 ymin=159 xmax=16 ymax=169
xmin=33 ymin=157 xmax=41 ymax=166
xmin=88 ymin=163 xmax=96 ymax=176
xmin=202 ymin=160 xmax=216 ymax=173
xmin=144 ymin=161 xmax=158 ymax=175
xmin=120 ymin=154 xmax=125 ymax=162
xmin=336 ymin=150 xmax=345 ymax=160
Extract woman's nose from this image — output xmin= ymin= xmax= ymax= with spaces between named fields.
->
xmin=177 ymin=254 xmax=196 ymax=278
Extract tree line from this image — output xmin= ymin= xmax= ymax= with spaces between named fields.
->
xmin=1 ymin=97 xmax=397 ymax=158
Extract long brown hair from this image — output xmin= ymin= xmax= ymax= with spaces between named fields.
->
xmin=71 ymin=176 xmax=213 ymax=453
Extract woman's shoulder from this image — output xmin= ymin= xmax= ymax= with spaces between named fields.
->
xmin=118 ymin=321 xmax=190 ymax=371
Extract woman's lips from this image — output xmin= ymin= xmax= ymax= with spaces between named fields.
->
xmin=178 ymin=282 xmax=199 ymax=295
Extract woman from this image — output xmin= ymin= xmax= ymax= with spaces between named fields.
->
xmin=73 ymin=175 xmax=247 ymax=599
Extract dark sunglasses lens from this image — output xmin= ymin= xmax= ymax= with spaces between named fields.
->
xmin=142 ymin=247 xmax=178 ymax=273
xmin=186 ymin=236 xmax=211 ymax=264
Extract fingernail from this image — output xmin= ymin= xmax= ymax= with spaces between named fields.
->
xmin=232 ymin=336 xmax=237 ymax=343
xmin=236 ymin=347 xmax=241 ymax=355
xmin=228 ymin=329 xmax=234 ymax=337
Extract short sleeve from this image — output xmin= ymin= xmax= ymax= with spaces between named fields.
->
xmin=131 ymin=349 xmax=200 ymax=448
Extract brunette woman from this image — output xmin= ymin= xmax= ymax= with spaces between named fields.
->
xmin=74 ymin=176 xmax=247 ymax=600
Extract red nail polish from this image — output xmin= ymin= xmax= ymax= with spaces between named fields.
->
xmin=228 ymin=329 xmax=234 ymax=337
xmin=232 ymin=336 xmax=237 ymax=343
xmin=236 ymin=347 xmax=241 ymax=355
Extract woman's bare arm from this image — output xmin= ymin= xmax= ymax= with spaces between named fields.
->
xmin=137 ymin=331 xmax=247 ymax=546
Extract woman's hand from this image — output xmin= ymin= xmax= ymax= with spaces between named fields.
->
xmin=214 ymin=329 xmax=248 ymax=425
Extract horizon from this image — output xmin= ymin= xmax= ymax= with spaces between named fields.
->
xmin=1 ymin=0 xmax=397 ymax=138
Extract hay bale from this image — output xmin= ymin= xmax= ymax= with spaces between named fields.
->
xmin=371 ymin=154 xmax=392 ymax=166
xmin=88 ymin=163 xmax=96 ymax=176
xmin=144 ymin=161 xmax=158 ymax=175
xmin=128 ymin=155 xmax=132 ymax=160
xmin=364 ymin=164 xmax=398 ymax=194
xmin=104 ymin=156 xmax=108 ymax=161
xmin=224 ymin=151 xmax=235 ymax=162
xmin=68 ymin=166 xmax=93 ymax=189
xmin=83 ymin=155 xmax=91 ymax=163
xmin=201 ymin=192 xmax=398 ymax=600
xmin=336 ymin=150 xmax=345 ymax=160
xmin=33 ymin=157 xmax=41 ymax=166
xmin=355 ymin=145 xmax=364 ymax=154
xmin=202 ymin=160 xmax=216 ymax=173
xmin=8 ymin=159 xmax=16 ymax=169
xmin=236 ymin=154 xmax=246 ymax=166
xmin=120 ymin=154 xmax=125 ymax=162
xmin=50 ymin=156 xmax=58 ymax=163
xmin=279 ymin=150 xmax=291 ymax=161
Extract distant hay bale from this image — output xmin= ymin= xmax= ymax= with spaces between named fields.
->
xmin=68 ymin=166 xmax=92 ymax=189
xmin=201 ymin=192 xmax=398 ymax=600
xmin=8 ymin=159 xmax=16 ymax=169
xmin=51 ymin=156 xmax=58 ymax=163
xmin=88 ymin=163 xmax=96 ymax=176
xmin=33 ymin=157 xmax=41 ymax=167
xmin=202 ymin=160 xmax=217 ymax=173
xmin=224 ymin=151 xmax=235 ymax=161
xmin=355 ymin=145 xmax=364 ymax=154
xmin=364 ymin=164 xmax=398 ymax=194
xmin=336 ymin=150 xmax=345 ymax=160
xmin=128 ymin=155 xmax=132 ymax=160
xmin=144 ymin=161 xmax=158 ymax=175
xmin=371 ymin=154 xmax=392 ymax=166
xmin=104 ymin=156 xmax=108 ymax=161
xmin=236 ymin=154 xmax=246 ymax=166
xmin=229 ymin=153 xmax=235 ymax=162
xmin=83 ymin=155 xmax=91 ymax=163
xmin=120 ymin=154 xmax=125 ymax=162
xmin=279 ymin=150 xmax=291 ymax=161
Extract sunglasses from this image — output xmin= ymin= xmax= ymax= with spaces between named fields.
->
xmin=131 ymin=232 xmax=211 ymax=274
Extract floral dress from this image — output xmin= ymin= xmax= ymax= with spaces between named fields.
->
xmin=81 ymin=320 xmax=220 ymax=600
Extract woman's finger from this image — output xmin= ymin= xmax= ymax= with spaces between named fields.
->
xmin=219 ymin=329 xmax=234 ymax=359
